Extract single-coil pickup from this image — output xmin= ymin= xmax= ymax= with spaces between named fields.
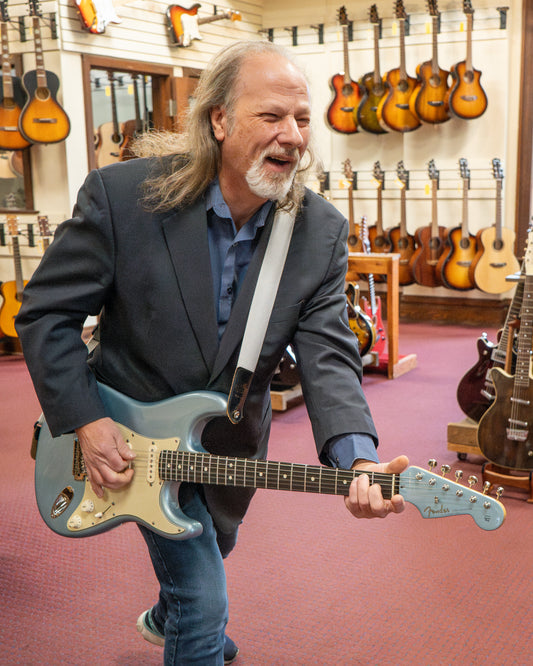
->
xmin=147 ymin=443 xmax=158 ymax=483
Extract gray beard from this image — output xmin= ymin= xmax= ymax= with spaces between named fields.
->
xmin=245 ymin=150 xmax=299 ymax=202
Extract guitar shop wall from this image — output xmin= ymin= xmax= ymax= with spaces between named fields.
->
xmin=262 ymin=0 xmax=525 ymax=326
xmin=0 ymin=0 xmax=262 ymax=336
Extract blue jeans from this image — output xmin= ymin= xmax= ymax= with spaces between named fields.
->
xmin=138 ymin=485 xmax=230 ymax=665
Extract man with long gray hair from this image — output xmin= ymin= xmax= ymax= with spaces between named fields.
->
xmin=17 ymin=40 xmax=408 ymax=665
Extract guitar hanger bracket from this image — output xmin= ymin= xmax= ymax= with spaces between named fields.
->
xmin=284 ymin=26 xmax=297 ymax=46
xmin=17 ymin=15 xmax=26 ymax=42
xmin=27 ymin=224 xmax=35 ymax=248
xmin=497 ymin=7 xmax=509 ymax=30
xmin=310 ymin=23 xmax=324 ymax=44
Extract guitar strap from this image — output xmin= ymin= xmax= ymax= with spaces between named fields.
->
xmin=226 ymin=206 xmax=296 ymax=424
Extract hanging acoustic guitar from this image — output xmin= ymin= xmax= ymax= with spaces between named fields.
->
xmin=95 ymin=71 xmax=123 ymax=168
xmin=368 ymin=161 xmax=392 ymax=264
xmin=0 ymin=2 xmax=30 ymax=150
xmin=388 ymin=161 xmax=415 ymax=286
xmin=0 ymin=215 xmax=28 ymax=338
xmin=343 ymin=158 xmax=362 ymax=251
xmin=357 ymin=4 xmax=387 ymax=134
xmin=19 ymin=0 xmax=70 ymax=144
xmin=326 ymin=6 xmax=361 ymax=134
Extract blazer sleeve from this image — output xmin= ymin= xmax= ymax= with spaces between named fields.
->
xmin=15 ymin=169 xmax=116 ymax=436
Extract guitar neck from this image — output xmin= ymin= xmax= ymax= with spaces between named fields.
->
xmin=376 ymin=186 xmax=384 ymax=235
xmin=31 ymin=16 xmax=47 ymax=88
xmin=461 ymin=178 xmax=469 ymax=238
xmin=1 ymin=22 xmax=13 ymax=98
xmin=159 ymin=450 xmax=399 ymax=498
xmin=465 ymin=13 xmax=473 ymax=72
xmin=198 ymin=11 xmax=235 ymax=26
xmin=492 ymin=276 xmax=525 ymax=366
xmin=431 ymin=16 xmax=439 ymax=74
xmin=400 ymin=188 xmax=407 ymax=235
xmin=399 ymin=19 xmax=407 ymax=80
xmin=514 ymin=274 xmax=533 ymax=389
xmin=372 ymin=24 xmax=381 ymax=83
xmin=342 ymin=24 xmax=351 ymax=85
xmin=11 ymin=235 xmax=24 ymax=296
xmin=495 ymin=179 xmax=503 ymax=242
xmin=431 ymin=179 xmax=439 ymax=235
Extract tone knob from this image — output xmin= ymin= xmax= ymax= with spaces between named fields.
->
xmin=81 ymin=500 xmax=95 ymax=513
xmin=67 ymin=514 xmax=82 ymax=529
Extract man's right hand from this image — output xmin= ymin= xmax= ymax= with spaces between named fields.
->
xmin=75 ymin=417 xmax=136 ymax=498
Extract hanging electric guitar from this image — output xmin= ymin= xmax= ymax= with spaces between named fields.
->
xmin=0 ymin=215 xmax=28 ymax=338
xmin=437 ymin=158 xmax=477 ymax=290
xmin=95 ymin=71 xmax=123 ymax=168
xmin=446 ymin=0 xmax=488 ymax=120
xmin=326 ymin=6 xmax=361 ymax=134
xmin=470 ymin=159 xmax=519 ymax=294
xmin=75 ymin=0 xmax=122 ymax=34
xmin=476 ymin=229 xmax=533 ymax=470
xmin=343 ymin=158 xmax=362 ymax=251
xmin=410 ymin=159 xmax=447 ymax=288
xmin=345 ymin=281 xmax=376 ymax=357
xmin=0 ymin=2 xmax=30 ymax=150
xmin=388 ymin=161 xmax=415 ymax=286
xmin=33 ymin=382 xmax=506 ymax=538
xmin=360 ymin=215 xmax=387 ymax=358
xmin=409 ymin=0 xmax=450 ymax=124
xmin=357 ymin=4 xmax=387 ymax=134
xmin=166 ymin=4 xmax=241 ymax=47
xmin=457 ymin=273 xmax=523 ymax=422
xmin=19 ymin=0 xmax=70 ymax=144
xmin=119 ymin=73 xmax=143 ymax=161
xmin=368 ymin=161 xmax=392 ymax=268
xmin=377 ymin=0 xmax=420 ymax=133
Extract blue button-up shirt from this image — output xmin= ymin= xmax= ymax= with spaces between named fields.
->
xmin=205 ymin=180 xmax=378 ymax=469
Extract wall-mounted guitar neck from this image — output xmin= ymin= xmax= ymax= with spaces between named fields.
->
xmin=410 ymin=159 xmax=447 ymax=287
xmin=326 ymin=6 xmax=361 ymax=134
xmin=19 ymin=0 xmax=70 ymax=144
xmin=388 ymin=161 xmax=415 ymax=285
xmin=357 ymin=4 xmax=387 ymax=134
xmin=437 ymin=157 xmax=477 ymax=290
xmin=343 ymin=158 xmax=362 ymax=251
xmin=409 ymin=0 xmax=450 ymax=124
xmin=368 ymin=161 xmax=391 ymax=258
xmin=470 ymin=159 xmax=519 ymax=294
xmin=446 ymin=0 xmax=487 ymax=120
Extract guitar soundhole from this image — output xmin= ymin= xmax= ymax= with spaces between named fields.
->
xmin=460 ymin=238 xmax=470 ymax=250
xmin=463 ymin=71 xmax=474 ymax=84
xmin=375 ymin=236 xmax=386 ymax=248
xmin=342 ymin=84 xmax=354 ymax=98
xmin=493 ymin=239 xmax=504 ymax=251
xmin=373 ymin=83 xmax=384 ymax=96
xmin=36 ymin=87 xmax=51 ymax=102
xmin=398 ymin=238 xmax=409 ymax=250
xmin=429 ymin=75 xmax=441 ymax=87
xmin=2 ymin=97 xmax=16 ymax=110
xmin=348 ymin=235 xmax=358 ymax=247
xmin=398 ymin=80 xmax=409 ymax=93
xmin=429 ymin=238 xmax=441 ymax=251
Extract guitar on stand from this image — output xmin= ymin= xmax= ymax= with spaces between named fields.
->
xmin=446 ymin=0 xmax=488 ymax=120
xmin=360 ymin=215 xmax=387 ymax=358
xmin=345 ymin=281 xmax=376 ymax=358
xmin=377 ymin=0 xmax=421 ymax=133
xmin=437 ymin=158 xmax=477 ymax=290
xmin=0 ymin=215 xmax=27 ymax=338
xmin=19 ymin=0 xmax=70 ymax=145
xmin=476 ymin=229 xmax=533 ymax=471
xmin=357 ymin=4 xmax=387 ymax=134
xmin=326 ymin=6 xmax=361 ymax=134
xmin=409 ymin=0 xmax=450 ymax=124
xmin=343 ymin=159 xmax=362 ymax=251
xmin=456 ymin=272 xmax=523 ymax=422
xmin=96 ymin=71 xmax=123 ymax=168
xmin=368 ymin=161 xmax=392 ymax=268
xmin=166 ymin=4 xmax=241 ymax=47
xmin=388 ymin=161 xmax=415 ymax=286
xmin=0 ymin=2 xmax=30 ymax=150
xmin=410 ymin=159 xmax=447 ymax=287
xmin=470 ymin=158 xmax=519 ymax=294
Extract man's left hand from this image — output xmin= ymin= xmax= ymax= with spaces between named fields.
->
xmin=345 ymin=455 xmax=409 ymax=519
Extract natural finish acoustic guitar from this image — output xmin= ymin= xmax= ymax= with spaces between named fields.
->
xmin=0 ymin=215 xmax=27 ymax=338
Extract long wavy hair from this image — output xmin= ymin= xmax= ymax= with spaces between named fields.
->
xmin=134 ymin=40 xmax=316 ymax=212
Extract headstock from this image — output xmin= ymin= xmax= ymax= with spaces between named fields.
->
xmin=338 ymin=5 xmax=349 ymax=26
xmin=360 ymin=215 xmax=371 ymax=252
xmin=492 ymin=157 xmax=503 ymax=181
xmin=428 ymin=158 xmax=439 ymax=183
xmin=28 ymin=0 xmax=42 ymax=18
xmin=396 ymin=160 xmax=408 ymax=188
xmin=524 ymin=227 xmax=533 ymax=277
xmin=463 ymin=0 xmax=474 ymax=15
xmin=395 ymin=0 xmax=407 ymax=21
xmin=6 ymin=214 xmax=19 ymax=236
xmin=0 ymin=2 xmax=9 ymax=23
xmin=459 ymin=157 xmax=470 ymax=185
xmin=400 ymin=460 xmax=505 ymax=531
xmin=342 ymin=158 xmax=354 ymax=185
xmin=427 ymin=0 xmax=439 ymax=18
xmin=372 ymin=161 xmax=384 ymax=188
xmin=369 ymin=4 xmax=379 ymax=24
xmin=37 ymin=215 xmax=50 ymax=237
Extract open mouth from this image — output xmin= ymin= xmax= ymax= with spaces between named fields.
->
xmin=265 ymin=154 xmax=295 ymax=169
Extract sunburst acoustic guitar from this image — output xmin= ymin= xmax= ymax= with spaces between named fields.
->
xmin=437 ymin=158 xmax=477 ymax=290
xmin=377 ymin=0 xmax=421 ymax=133
xmin=0 ymin=215 xmax=28 ymax=338
xmin=446 ymin=0 xmax=488 ymax=120
xmin=343 ymin=158 xmax=363 ymax=251
xmin=357 ymin=4 xmax=387 ymax=134
xmin=326 ymin=6 xmax=361 ymax=134
xmin=409 ymin=0 xmax=450 ymax=124
xmin=367 ymin=161 xmax=391 ymax=283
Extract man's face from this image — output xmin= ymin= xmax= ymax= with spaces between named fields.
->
xmin=211 ymin=53 xmax=311 ymax=209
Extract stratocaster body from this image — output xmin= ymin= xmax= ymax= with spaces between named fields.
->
xmin=34 ymin=382 xmax=505 ymax=538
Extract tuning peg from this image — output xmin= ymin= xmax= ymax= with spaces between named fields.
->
xmin=468 ymin=475 xmax=478 ymax=488
xmin=441 ymin=464 xmax=451 ymax=477
xmin=455 ymin=470 xmax=463 ymax=483
xmin=496 ymin=486 xmax=504 ymax=500
xmin=483 ymin=481 xmax=491 ymax=495
xmin=428 ymin=459 xmax=437 ymax=471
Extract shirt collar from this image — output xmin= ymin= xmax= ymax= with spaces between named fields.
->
xmin=206 ymin=178 xmax=273 ymax=237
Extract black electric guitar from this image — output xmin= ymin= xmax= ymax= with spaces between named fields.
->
xmin=357 ymin=5 xmax=387 ymax=134
xmin=33 ymin=382 xmax=505 ymax=540
xmin=0 ymin=1 xmax=30 ymax=150
xmin=326 ymin=6 xmax=361 ymax=134
xmin=477 ymin=228 xmax=533 ymax=470
xmin=19 ymin=0 xmax=70 ymax=144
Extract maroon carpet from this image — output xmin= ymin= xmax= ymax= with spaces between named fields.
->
xmin=1 ymin=322 xmax=532 ymax=664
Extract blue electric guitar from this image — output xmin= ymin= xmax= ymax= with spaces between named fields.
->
xmin=34 ymin=382 xmax=505 ymax=539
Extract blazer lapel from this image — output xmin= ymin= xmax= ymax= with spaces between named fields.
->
xmin=209 ymin=206 xmax=276 ymax=384
xmin=161 ymin=201 xmax=219 ymax=374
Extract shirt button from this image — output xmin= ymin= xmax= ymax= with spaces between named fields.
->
xmin=227 ymin=286 xmax=233 ymax=295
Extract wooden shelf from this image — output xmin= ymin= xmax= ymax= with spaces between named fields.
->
xmin=347 ymin=252 xmax=416 ymax=379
